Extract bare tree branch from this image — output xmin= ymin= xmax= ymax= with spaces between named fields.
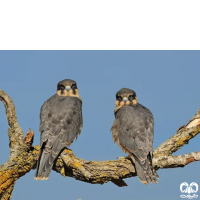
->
xmin=0 ymin=89 xmax=200 ymax=199
xmin=0 ymin=90 xmax=24 ymax=159
xmin=154 ymin=151 xmax=200 ymax=169
xmin=154 ymin=111 xmax=200 ymax=157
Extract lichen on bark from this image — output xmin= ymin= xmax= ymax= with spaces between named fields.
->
xmin=0 ymin=89 xmax=200 ymax=200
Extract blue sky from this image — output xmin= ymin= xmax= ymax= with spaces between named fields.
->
xmin=0 ymin=51 xmax=200 ymax=200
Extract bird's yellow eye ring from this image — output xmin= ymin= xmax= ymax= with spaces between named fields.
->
xmin=57 ymin=84 xmax=65 ymax=90
xmin=128 ymin=95 xmax=135 ymax=101
xmin=71 ymin=84 xmax=77 ymax=90
xmin=116 ymin=95 xmax=123 ymax=102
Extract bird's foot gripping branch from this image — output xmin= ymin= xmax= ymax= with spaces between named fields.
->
xmin=0 ymin=89 xmax=200 ymax=200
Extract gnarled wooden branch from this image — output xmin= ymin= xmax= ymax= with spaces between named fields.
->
xmin=0 ymin=89 xmax=200 ymax=200
xmin=0 ymin=90 xmax=24 ymax=159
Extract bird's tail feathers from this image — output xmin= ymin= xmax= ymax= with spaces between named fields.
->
xmin=34 ymin=146 xmax=54 ymax=180
xmin=34 ymin=177 xmax=49 ymax=180
xmin=132 ymin=153 xmax=159 ymax=184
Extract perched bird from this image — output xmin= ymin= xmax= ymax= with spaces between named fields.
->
xmin=111 ymin=88 xmax=159 ymax=184
xmin=34 ymin=79 xmax=83 ymax=180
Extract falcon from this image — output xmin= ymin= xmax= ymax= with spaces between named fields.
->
xmin=34 ymin=79 xmax=83 ymax=180
xmin=111 ymin=88 xmax=159 ymax=184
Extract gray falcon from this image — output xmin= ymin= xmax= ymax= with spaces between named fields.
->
xmin=34 ymin=79 xmax=83 ymax=180
xmin=111 ymin=88 xmax=159 ymax=184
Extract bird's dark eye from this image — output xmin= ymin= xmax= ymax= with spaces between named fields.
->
xmin=71 ymin=84 xmax=77 ymax=89
xmin=116 ymin=95 xmax=123 ymax=102
xmin=57 ymin=84 xmax=65 ymax=90
xmin=128 ymin=95 xmax=135 ymax=101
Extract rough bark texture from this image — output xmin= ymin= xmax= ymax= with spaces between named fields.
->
xmin=0 ymin=89 xmax=200 ymax=199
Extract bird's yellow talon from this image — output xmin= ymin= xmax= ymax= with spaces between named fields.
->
xmin=117 ymin=156 xmax=129 ymax=160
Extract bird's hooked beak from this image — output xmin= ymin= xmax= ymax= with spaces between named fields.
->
xmin=123 ymin=97 xmax=128 ymax=102
xmin=65 ymin=86 xmax=71 ymax=91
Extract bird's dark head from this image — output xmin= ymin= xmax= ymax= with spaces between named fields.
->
xmin=57 ymin=79 xmax=81 ymax=99
xmin=115 ymin=88 xmax=137 ymax=111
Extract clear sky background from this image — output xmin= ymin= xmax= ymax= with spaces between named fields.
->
xmin=0 ymin=51 xmax=200 ymax=200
